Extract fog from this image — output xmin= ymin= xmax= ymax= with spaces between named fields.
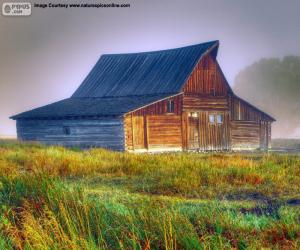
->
xmin=1 ymin=0 xmax=299 ymax=137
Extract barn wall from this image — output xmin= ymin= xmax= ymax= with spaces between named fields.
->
xmin=184 ymin=111 xmax=230 ymax=151
xmin=124 ymin=94 xmax=183 ymax=152
xmin=124 ymin=114 xmax=182 ymax=152
xmin=124 ymin=115 xmax=134 ymax=151
xmin=268 ymin=123 xmax=271 ymax=148
xmin=230 ymin=97 xmax=261 ymax=121
xmin=229 ymin=96 xmax=273 ymax=150
xmin=131 ymin=95 xmax=182 ymax=116
xmin=183 ymin=96 xmax=229 ymax=111
xmin=231 ymin=121 xmax=260 ymax=150
xmin=183 ymin=54 xmax=230 ymax=96
xmin=147 ymin=115 xmax=182 ymax=149
xmin=230 ymin=96 xmax=274 ymax=122
xmin=260 ymin=121 xmax=272 ymax=149
xmin=17 ymin=118 xmax=124 ymax=150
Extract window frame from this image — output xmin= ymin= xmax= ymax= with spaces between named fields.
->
xmin=63 ymin=126 xmax=71 ymax=135
xmin=216 ymin=114 xmax=223 ymax=124
xmin=208 ymin=114 xmax=215 ymax=124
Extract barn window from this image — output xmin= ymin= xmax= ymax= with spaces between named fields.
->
xmin=217 ymin=114 xmax=223 ymax=124
xmin=209 ymin=114 xmax=215 ymax=123
xmin=167 ymin=99 xmax=174 ymax=113
xmin=188 ymin=112 xmax=198 ymax=117
xmin=63 ymin=126 xmax=71 ymax=135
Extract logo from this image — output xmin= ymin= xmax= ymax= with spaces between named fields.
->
xmin=4 ymin=4 xmax=11 ymax=14
xmin=2 ymin=2 xmax=31 ymax=16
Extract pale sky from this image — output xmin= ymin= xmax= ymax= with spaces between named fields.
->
xmin=1 ymin=0 xmax=300 ymax=136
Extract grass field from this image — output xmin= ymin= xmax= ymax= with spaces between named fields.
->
xmin=0 ymin=140 xmax=299 ymax=249
xmin=272 ymin=138 xmax=300 ymax=150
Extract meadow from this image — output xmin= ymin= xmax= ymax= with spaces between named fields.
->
xmin=0 ymin=140 xmax=299 ymax=249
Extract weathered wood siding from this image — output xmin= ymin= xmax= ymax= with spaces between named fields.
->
xmin=260 ymin=121 xmax=271 ymax=149
xmin=124 ymin=114 xmax=134 ymax=151
xmin=230 ymin=96 xmax=273 ymax=122
xmin=124 ymin=114 xmax=182 ymax=151
xmin=183 ymin=96 xmax=229 ymax=111
xmin=268 ymin=123 xmax=271 ymax=148
xmin=131 ymin=95 xmax=182 ymax=116
xmin=231 ymin=121 xmax=260 ymax=150
xmin=185 ymin=111 xmax=230 ymax=150
xmin=230 ymin=96 xmax=272 ymax=150
xmin=17 ymin=118 xmax=124 ymax=150
xmin=183 ymin=54 xmax=231 ymax=96
xmin=147 ymin=115 xmax=182 ymax=148
xmin=124 ymin=95 xmax=183 ymax=151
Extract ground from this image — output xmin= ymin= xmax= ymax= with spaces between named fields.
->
xmin=0 ymin=140 xmax=299 ymax=249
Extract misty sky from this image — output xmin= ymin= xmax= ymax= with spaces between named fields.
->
xmin=1 ymin=0 xmax=300 ymax=136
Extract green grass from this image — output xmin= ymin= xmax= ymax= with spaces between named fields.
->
xmin=0 ymin=140 xmax=299 ymax=249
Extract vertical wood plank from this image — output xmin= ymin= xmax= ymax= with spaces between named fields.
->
xmin=144 ymin=115 xmax=149 ymax=150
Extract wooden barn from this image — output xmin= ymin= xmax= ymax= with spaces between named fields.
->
xmin=11 ymin=41 xmax=275 ymax=152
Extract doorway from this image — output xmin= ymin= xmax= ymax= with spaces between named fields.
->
xmin=132 ymin=116 xmax=146 ymax=150
xmin=187 ymin=111 xmax=229 ymax=150
xmin=188 ymin=112 xmax=200 ymax=149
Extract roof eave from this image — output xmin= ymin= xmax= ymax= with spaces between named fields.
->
xmin=11 ymin=114 xmax=124 ymax=120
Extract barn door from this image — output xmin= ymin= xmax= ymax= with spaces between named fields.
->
xmin=206 ymin=112 xmax=229 ymax=150
xmin=188 ymin=113 xmax=200 ymax=149
xmin=185 ymin=111 xmax=229 ymax=151
xmin=132 ymin=116 xmax=146 ymax=149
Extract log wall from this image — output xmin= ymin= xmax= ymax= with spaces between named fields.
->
xmin=147 ymin=115 xmax=182 ymax=148
xmin=124 ymin=114 xmax=134 ymax=150
xmin=231 ymin=120 xmax=260 ymax=150
xmin=17 ymin=118 xmax=124 ymax=150
xmin=124 ymin=94 xmax=183 ymax=151
xmin=183 ymin=96 xmax=229 ymax=111
xmin=124 ymin=114 xmax=182 ymax=151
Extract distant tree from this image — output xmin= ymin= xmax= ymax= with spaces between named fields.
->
xmin=234 ymin=56 xmax=300 ymax=138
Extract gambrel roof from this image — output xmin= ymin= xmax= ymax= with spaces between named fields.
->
xmin=12 ymin=41 xmax=219 ymax=119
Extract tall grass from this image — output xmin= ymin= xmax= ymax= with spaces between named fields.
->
xmin=0 ymin=140 xmax=299 ymax=249
xmin=1 ymin=143 xmax=299 ymax=199
xmin=1 ymin=174 xmax=299 ymax=249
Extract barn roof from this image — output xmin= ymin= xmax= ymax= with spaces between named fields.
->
xmin=12 ymin=41 xmax=219 ymax=119
xmin=11 ymin=94 xmax=178 ymax=120
xmin=72 ymin=40 xmax=219 ymax=97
